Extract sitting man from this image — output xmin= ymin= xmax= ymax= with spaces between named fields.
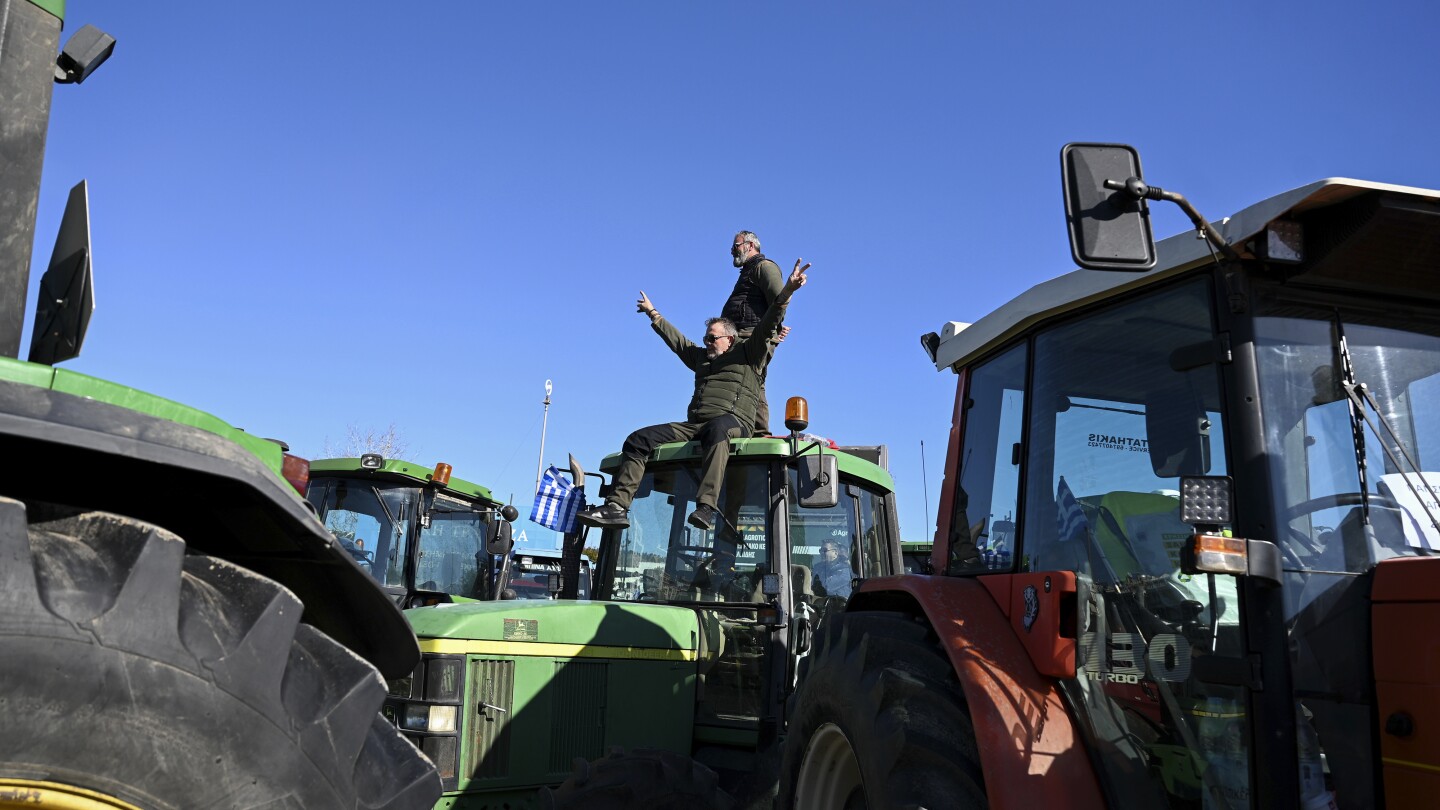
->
xmin=812 ymin=539 xmax=853 ymax=598
xmin=578 ymin=259 xmax=811 ymax=531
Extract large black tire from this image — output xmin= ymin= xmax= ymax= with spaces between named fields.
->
xmin=539 ymin=748 xmax=735 ymax=810
xmin=0 ymin=498 xmax=440 ymax=809
xmin=778 ymin=611 xmax=987 ymax=810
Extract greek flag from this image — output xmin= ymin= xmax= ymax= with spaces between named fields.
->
xmin=1056 ymin=476 xmax=1088 ymax=543
xmin=530 ymin=466 xmax=584 ymax=533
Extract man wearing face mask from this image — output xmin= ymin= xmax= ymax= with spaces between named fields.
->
xmin=725 ymin=231 xmax=787 ymax=433
xmin=577 ymin=259 xmax=812 ymax=532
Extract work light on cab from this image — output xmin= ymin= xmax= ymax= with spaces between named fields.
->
xmin=1178 ymin=475 xmax=1281 ymax=585
xmin=431 ymin=462 xmax=452 ymax=487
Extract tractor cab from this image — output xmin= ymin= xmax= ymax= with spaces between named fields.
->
xmin=585 ymin=408 xmax=900 ymax=767
xmin=306 ymin=455 xmax=519 ymax=606
xmin=909 ymin=148 xmax=1440 ymax=807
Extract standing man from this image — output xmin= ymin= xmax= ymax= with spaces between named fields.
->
xmin=577 ymin=260 xmax=812 ymax=532
xmin=724 ymin=231 xmax=787 ymax=433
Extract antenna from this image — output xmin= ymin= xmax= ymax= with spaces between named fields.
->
xmin=533 ymin=379 xmax=553 ymax=495
xmin=921 ymin=440 xmax=932 ymax=535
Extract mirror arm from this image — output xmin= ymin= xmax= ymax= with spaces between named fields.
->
xmin=1105 ymin=178 xmax=1239 ymax=262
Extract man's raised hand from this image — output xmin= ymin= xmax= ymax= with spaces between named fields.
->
xmin=636 ymin=290 xmax=656 ymax=316
xmin=785 ymin=259 xmax=812 ymax=293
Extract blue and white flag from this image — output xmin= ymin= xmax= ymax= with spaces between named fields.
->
xmin=1056 ymin=475 xmax=1089 ymax=543
xmin=531 ymin=466 xmax=584 ymax=533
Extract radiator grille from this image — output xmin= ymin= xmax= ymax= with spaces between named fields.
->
xmin=466 ymin=659 xmax=515 ymax=780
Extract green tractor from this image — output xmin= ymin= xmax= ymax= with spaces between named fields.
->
xmin=305 ymin=455 xmax=522 ymax=608
xmin=382 ymin=403 xmax=904 ymax=808
xmin=0 ymin=4 xmax=439 ymax=807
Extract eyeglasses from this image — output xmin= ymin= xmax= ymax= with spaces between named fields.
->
xmin=703 ymin=334 xmax=734 ymax=344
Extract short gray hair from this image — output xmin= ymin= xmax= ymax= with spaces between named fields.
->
xmin=704 ymin=317 xmax=738 ymax=337
xmin=733 ymin=230 xmax=761 ymax=252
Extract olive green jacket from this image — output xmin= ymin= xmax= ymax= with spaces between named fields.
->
xmin=652 ymin=296 xmax=789 ymax=428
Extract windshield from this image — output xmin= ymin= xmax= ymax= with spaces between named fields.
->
xmin=1255 ymin=308 xmax=1440 ymax=809
xmin=416 ymin=493 xmax=494 ymax=599
xmin=603 ymin=462 xmax=770 ymax=604
xmin=1255 ymin=314 xmax=1440 ymax=585
xmin=307 ymin=479 xmax=416 ymax=588
xmin=509 ymin=555 xmax=591 ymax=599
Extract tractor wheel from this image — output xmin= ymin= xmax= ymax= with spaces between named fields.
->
xmin=0 ymin=499 xmax=440 ymax=810
xmin=539 ymin=748 xmax=735 ymax=810
xmin=778 ymin=611 xmax=987 ymax=810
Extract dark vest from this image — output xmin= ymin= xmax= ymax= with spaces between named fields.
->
xmin=722 ymin=254 xmax=778 ymax=332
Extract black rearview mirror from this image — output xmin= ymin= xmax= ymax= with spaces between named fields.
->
xmin=1061 ymin=143 xmax=1156 ymax=271
xmin=797 ymin=454 xmax=839 ymax=509
xmin=486 ymin=520 xmax=514 ymax=556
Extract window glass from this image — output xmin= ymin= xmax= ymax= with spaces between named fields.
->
xmin=308 ymin=480 xmax=414 ymax=588
xmin=415 ymin=493 xmax=492 ymax=598
xmin=855 ymin=487 xmax=891 ymax=580
xmin=948 ymin=344 xmax=1026 ymax=574
xmin=1023 ymin=278 xmax=1246 ymax=807
xmin=606 ymin=463 xmax=770 ymax=603
xmin=788 ymin=480 xmax=858 ymax=599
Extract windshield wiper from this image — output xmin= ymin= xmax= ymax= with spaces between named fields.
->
xmin=1333 ymin=318 xmax=1374 ymax=521
xmin=1343 ymin=381 xmax=1440 ymax=539
xmin=1332 ymin=315 xmax=1440 ymax=539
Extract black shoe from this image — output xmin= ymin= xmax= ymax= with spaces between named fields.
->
xmin=578 ymin=502 xmax=629 ymax=529
xmin=687 ymin=503 xmax=717 ymax=531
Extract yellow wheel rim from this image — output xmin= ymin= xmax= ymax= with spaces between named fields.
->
xmin=0 ymin=779 xmax=145 ymax=810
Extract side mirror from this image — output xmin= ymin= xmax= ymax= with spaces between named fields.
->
xmin=797 ymin=454 xmax=839 ymax=509
xmin=547 ymin=573 xmax=563 ymax=596
xmin=1061 ymin=143 xmax=1156 ymax=271
xmin=486 ymin=520 xmax=514 ymax=556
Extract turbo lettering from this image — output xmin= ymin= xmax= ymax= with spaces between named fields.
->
xmin=1079 ymin=631 xmax=1192 ymax=683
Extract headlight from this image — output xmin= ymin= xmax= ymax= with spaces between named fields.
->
xmin=401 ymin=703 xmax=457 ymax=733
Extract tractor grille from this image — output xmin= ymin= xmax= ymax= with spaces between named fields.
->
xmin=548 ymin=660 xmax=608 ymax=774
xmin=466 ymin=659 xmax=516 ymax=780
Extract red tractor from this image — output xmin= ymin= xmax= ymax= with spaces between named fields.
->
xmin=779 ymin=145 xmax=1440 ymax=809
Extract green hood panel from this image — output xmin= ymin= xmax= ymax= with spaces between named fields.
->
xmin=406 ymin=600 xmax=699 ymax=653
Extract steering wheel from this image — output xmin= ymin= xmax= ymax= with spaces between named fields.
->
xmin=1282 ymin=491 xmax=1402 ymax=568
xmin=1285 ymin=491 xmax=1401 ymax=521
xmin=672 ymin=545 xmax=719 ymax=577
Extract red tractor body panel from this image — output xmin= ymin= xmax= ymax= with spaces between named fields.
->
xmin=854 ymin=574 xmax=1103 ymax=808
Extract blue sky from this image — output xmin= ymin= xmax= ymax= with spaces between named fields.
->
xmin=26 ymin=0 xmax=1440 ymax=551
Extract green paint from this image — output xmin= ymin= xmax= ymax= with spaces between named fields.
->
xmin=310 ymin=457 xmax=498 ymax=503
xmin=599 ymin=436 xmax=896 ymax=491
xmin=25 ymin=0 xmax=64 ymax=21
xmin=0 ymin=356 xmax=285 ymax=477
xmin=407 ymin=600 xmax=699 ymax=650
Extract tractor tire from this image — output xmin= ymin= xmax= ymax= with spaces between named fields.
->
xmin=0 ymin=498 xmax=440 ymax=810
xmin=539 ymin=748 xmax=735 ymax=810
xmin=778 ymin=611 xmax=987 ymax=810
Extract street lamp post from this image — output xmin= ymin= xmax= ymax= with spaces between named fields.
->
xmin=533 ymin=379 xmax=553 ymax=495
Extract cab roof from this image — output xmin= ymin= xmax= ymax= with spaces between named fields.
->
xmin=930 ymin=178 xmax=1440 ymax=373
xmin=598 ymin=436 xmax=896 ymax=492
xmin=309 ymin=457 xmax=499 ymax=504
